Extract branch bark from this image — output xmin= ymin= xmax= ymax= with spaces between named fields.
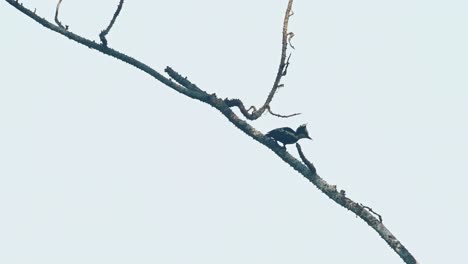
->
xmin=295 ymin=144 xmax=417 ymax=263
xmin=4 ymin=1 xmax=418 ymax=263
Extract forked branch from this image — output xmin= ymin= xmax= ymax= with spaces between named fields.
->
xmin=4 ymin=1 xmax=418 ymax=263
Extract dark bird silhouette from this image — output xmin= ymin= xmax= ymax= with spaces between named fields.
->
xmin=266 ymin=124 xmax=312 ymax=148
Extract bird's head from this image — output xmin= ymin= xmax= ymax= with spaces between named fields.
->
xmin=296 ymin=124 xmax=312 ymax=140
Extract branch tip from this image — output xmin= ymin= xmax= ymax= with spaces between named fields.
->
xmin=266 ymin=106 xmax=300 ymax=118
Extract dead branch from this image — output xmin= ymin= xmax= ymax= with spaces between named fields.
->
xmin=224 ymin=0 xmax=297 ymax=120
xmin=296 ymin=143 xmax=416 ymax=264
xmin=266 ymin=105 xmax=300 ymax=118
xmin=99 ymin=0 xmax=124 ymax=47
xmin=4 ymin=1 xmax=419 ymax=263
xmin=54 ymin=0 xmax=67 ymax=30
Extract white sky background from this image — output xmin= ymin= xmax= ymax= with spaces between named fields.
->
xmin=1 ymin=0 xmax=467 ymax=263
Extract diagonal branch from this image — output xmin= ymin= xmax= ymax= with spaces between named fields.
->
xmin=296 ymin=143 xmax=417 ymax=264
xmin=99 ymin=0 xmax=124 ymax=47
xmin=4 ymin=1 xmax=419 ymax=263
xmin=5 ymin=0 xmax=206 ymax=102
xmin=224 ymin=0 xmax=297 ymax=120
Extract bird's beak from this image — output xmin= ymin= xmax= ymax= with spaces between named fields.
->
xmin=307 ymin=136 xmax=312 ymax=140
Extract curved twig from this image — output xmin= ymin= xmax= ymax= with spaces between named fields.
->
xmin=253 ymin=0 xmax=295 ymax=117
xmin=225 ymin=0 xmax=297 ymax=120
xmin=287 ymin=32 xmax=295 ymax=49
xmin=99 ymin=0 xmax=124 ymax=47
xmin=4 ymin=1 xmax=419 ymax=263
xmin=224 ymin=97 xmax=300 ymax=119
xmin=266 ymin=106 xmax=300 ymax=118
xmin=54 ymin=0 xmax=66 ymax=29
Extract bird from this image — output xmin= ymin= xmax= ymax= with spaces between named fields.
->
xmin=266 ymin=124 xmax=312 ymax=148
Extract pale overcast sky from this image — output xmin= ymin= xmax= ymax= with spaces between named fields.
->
xmin=1 ymin=0 xmax=467 ymax=263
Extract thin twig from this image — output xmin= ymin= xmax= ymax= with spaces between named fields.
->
xmin=54 ymin=0 xmax=66 ymax=29
xmin=224 ymin=98 xmax=299 ymax=119
xmin=99 ymin=0 xmax=124 ymax=47
xmin=260 ymin=0 xmax=294 ymax=108
xmin=225 ymin=0 xmax=297 ymax=120
xmin=253 ymin=0 xmax=295 ymax=118
xmin=282 ymin=53 xmax=292 ymax=76
xmin=287 ymin=32 xmax=295 ymax=49
xmin=266 ymin=106 xmax=300 ymax=118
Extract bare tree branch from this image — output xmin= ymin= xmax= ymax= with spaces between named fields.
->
xmin=4 ymin=1 xmax=419 ymax=263
xmin=99 ymin=0 xmax=124 ymax=47
xmin=296 ymin=143 xmax=417 ymax=264
xmin=224 ymin=0 xmax=297 ymax=120
xmin=54 ymin=0 xmax=67 ymax=30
